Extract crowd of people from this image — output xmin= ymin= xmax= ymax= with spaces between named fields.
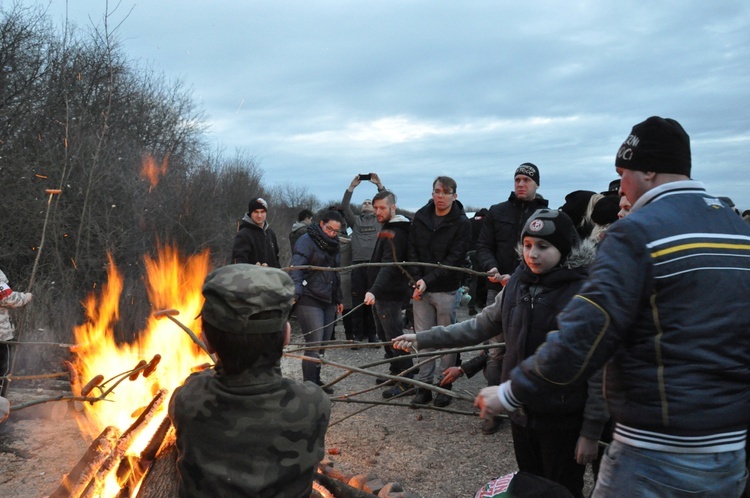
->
xmin=4 ymin=115 xmax=747 ymax=497
xmin=211 ymin=115 xmax=749 ymax=497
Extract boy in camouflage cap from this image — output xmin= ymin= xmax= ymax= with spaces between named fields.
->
xmin=168 ymin=264 xmax=331 ymax=498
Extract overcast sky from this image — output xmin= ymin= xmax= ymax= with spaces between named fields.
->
xmin=34 ymin=1 xmax=750 ymax=212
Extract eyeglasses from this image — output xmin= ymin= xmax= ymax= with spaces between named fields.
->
xmin=322 ymin=224 xmax=339 ymax=236
xmin=432 ymin=189 xmax=454 ymax=197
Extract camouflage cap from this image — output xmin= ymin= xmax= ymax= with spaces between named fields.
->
xmin=201 ymin=264 xmax=294 ymax=334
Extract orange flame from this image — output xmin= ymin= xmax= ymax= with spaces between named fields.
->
xmin=72 ymin=246 xmax=211 ymax=495
xmin=139 ymin=153 xmax=170 ymax=188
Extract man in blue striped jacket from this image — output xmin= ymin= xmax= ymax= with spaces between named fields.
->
xmin=476 ymin=116 xmax=750 ymax=497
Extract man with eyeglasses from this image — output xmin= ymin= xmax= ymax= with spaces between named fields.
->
xmin=342 ymin=173 xmax=387 ymax=344
xmin=406 ymin=176 xmax=471 ymax=407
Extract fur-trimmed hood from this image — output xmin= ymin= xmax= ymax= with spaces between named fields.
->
xmin=515 ymin=237 xmax=597 ymax=272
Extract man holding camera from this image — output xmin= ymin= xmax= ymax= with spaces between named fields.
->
xmin=342 ymin=173 xmax=387 ymax=343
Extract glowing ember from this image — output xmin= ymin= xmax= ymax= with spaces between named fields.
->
xmin=139 ymin=153 xmax=169 ymax=188
xmin=72 ymin=246 xmax=211 ymax=496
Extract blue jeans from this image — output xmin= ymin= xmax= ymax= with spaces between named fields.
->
xmin=296 ymin=303 xmax=336 ymax=382
xmin=412 ymin=290 xmax=457 ymax=384
xmin=372 ymin=300 xmax=412 ymax=375
xmin=593 ymin=440 xmax=747 ymax=498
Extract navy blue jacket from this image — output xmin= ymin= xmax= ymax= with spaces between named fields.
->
xmin=290 ymin=230 xmax=342 ymax=306
xmin=507 ymin=181 xmax=750 ymax=453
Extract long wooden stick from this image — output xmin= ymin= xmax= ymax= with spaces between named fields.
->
xmin=282 ymin=260 xmax=490 ymax=278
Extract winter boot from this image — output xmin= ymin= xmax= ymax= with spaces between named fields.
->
xmin=410 ymin=386 xmax=433 ymax=406
xmin=481 ymin=416 xmax=504 ymax=435
xmin=433 ymin=383 xmax=453 ymax=408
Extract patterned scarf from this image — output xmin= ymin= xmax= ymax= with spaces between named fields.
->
xmin=307 ymin=223 xmax=339 ymax=255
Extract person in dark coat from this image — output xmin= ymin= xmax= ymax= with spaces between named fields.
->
xmin=290 ymin=210 xmax=344 ymax=392
xmin=363 ymin=190 xmax=413 ymax=398
xmin=407 ymin=176 xmax=471 ymax=407
xmin=231 ymin=197 xmax=280 ymax=268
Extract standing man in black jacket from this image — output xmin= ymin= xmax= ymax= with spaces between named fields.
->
xmin=407 ymin=176 xmax=471 ymax=407
xmin=476 ymin=163 xmax=548 ymax=303
xmin=231 ymin=197 xmax=280 ymax=268
xmin=364 ymin=190 xmax=413 ymax=399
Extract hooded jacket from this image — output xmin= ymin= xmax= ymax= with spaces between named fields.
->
xmin=288 ymin=221 xmax=308 ymax=253
xmin=231 ymin=214 xmax=280 ymax=268
xmin=0 ymin=270 xmax=32 ymax=342
xmin=407 ymin=199 xmax=472 ymax=293
xmin=418 ymin=240 xmax=605 ymax=434
xmin=341 ymin=189 xmax=381 ymax=262
xmin=367 ymin=214 xmax=412 ymax=303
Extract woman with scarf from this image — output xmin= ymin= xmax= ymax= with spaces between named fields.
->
xmin=290 ymin=210 xmax=344 ymax=393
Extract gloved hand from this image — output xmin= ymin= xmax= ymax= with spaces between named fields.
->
xmin=474 ymin=386 xmax=507 ymax=419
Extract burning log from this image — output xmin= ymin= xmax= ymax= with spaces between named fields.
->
xmin=79 ymin=389 xmax=168 ymax=498
xmin=134 ymin=441 xmax=179 ymax=498
xmin=50 ymin=426 xmax=121 ymax=498
xmin=314 ymin=470 xmax=375 ymax=498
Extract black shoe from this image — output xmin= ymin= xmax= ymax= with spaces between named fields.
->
xmin=314 ymin=379 xmax=334 ymax=394
xmin=382 ymin=382 xmax=415 ymax=399
xmin=433 ymin=383 xmax=452 ymax=407
xmin=375 ymin=377 xmax=394 ymax=386
xmin=481 ymin=416 xmax=504 ymax=435
xmin=410 ymin=387 xmax=433 ymax=406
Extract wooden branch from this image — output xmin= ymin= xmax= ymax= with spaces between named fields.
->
xmin=282 ymin=260 xmax=490 ymax=278
xmin=314 ymin=471 xmax=374 ymax=498
xmin=80 ymin=389 xmax=168 ymax=498
xmin=49 ymin=426 xmax=121 ymax=498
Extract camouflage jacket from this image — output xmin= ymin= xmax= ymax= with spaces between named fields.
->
xmin=0 ymin=270 xmax=32 ymax=342
xmin=168 ymin=363 xmax=330 ymax=498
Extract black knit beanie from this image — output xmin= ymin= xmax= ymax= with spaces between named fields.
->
xmin=514 ymin=163 xmax=540 ymax=186
xmin=247 ymin=197 xmax=268 ymax=213
xmin=560 ymin=190 xmax=596 ymax=227
xmin=591 ymin=195 xmax=621 ymax=226
xmin=521 ymin=209 xmax=579 ymax=261
xmin=615 ymin=116 xmax=691 ymax=176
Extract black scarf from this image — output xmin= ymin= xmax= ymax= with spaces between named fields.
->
xmin=307 ymin=223 xmax=339 ymax=255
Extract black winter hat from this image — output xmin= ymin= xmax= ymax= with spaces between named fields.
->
xmin=247 ymin=197 xmax=268 ymax=213
xmin=615 ymin=116 xmax=691 ymax=176
xmin=591 ymin=195 xmax=620 ymax=226
xmin=521 ymin=209 xmax=580 ymax=261
xmin=560 ymin=190 xmax=595 ymax=227
xmin=514 ymin=163 xmax=540 ymax=186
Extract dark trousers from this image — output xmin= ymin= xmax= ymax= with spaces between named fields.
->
xmin=372 ymin=300 xmax=413 ymax=375
xmin=0 ymin=342 xmax=12 ymax=396
xmin=351 ymin=265 xmax=376 ymax=341
xmin=511 ymin=420 xmax=586 ymax=498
